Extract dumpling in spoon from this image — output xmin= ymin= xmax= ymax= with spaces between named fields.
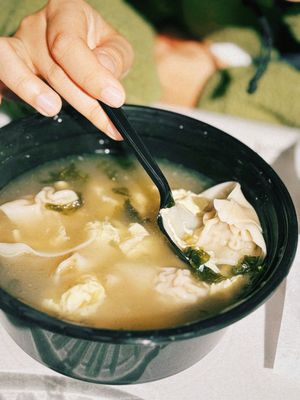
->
xmin=160 ymin=181 xmax=266 ymax=268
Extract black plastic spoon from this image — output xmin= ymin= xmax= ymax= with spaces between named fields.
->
xmin=100 ymin=102 xmax=199 ymax=263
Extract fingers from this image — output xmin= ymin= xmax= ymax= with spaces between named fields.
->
xmin=42 ymin=60 xmax=122 ymax=140
xmin=93 ymin=35 xmax=134 ymax=79
xmin=0 ymin=38 xmax=61 ymax=116
xmin=1 ymin=0 xmax=133 ymax=140
xmin=46 ymin=7 xmax=125 ymax=107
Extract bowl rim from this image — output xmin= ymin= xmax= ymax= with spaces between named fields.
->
xmin=0 ymin=104 xmax=298 ymax=344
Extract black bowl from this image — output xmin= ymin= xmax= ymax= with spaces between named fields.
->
xmin=0 ymin=105 xmax=297 ymax=384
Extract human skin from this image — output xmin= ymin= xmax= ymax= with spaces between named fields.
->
xmin=155 ymin=35 xmax=217 ymax=107
xmin=0 ymin=0 xmax=134 ymax=140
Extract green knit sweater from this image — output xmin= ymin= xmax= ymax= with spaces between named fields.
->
xmin=0 ymin=0 xmax=299 ymax=127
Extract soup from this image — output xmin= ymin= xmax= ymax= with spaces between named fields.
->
xmin=0 ymin=155 xmax=265 ymax=329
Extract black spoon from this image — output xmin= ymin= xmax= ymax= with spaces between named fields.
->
xmin=99 ymin=102 xmax=199 ymax=263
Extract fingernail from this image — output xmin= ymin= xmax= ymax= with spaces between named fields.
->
xmin=101 ymin=86 xmax=124 ymax=107
xmin=36 ymin=93 xmax=59 ymax=116
xmin=97 ymin=52 xmax=116 ymax=75
xmin=106 ymin=123 xmax=123 ymax=140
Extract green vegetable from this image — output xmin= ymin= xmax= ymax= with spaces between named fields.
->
xmin=183 ymin=247 xmax=211 ymax=268
xmin=124 ymin=199 xmax=144 ymax=224
xmin=231 ymin=255 xmax=266 ymax=298
xmin=98 ymin=156 xmax=136 ymax=181
xmin=183 ymin=248 xmax=265 ymax=285
xmin=41 ymin=163 xmax=88 ymax=184
xmin=112 ymin=187 xmax=130 ymax=197
xmin=183 ymin=247 xmax=226 ymax=284
xmin=99 ymin=160 xmax=118 ymax=180
xmin=232 ymin=255 xmax=265 ymax=280
xmin=195 ymin=266 xmax=227 ymax=284
xmin=45 ymin=193 xmax=84 ymax=215
xmin=114 ymin=156 xmax=136 ymax=170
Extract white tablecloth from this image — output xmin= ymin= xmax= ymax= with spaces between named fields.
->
xmin=0 ymin=107 xmax=299 ymax=399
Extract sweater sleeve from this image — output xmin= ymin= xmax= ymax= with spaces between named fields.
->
xmin=0 ymin=0 xmax=47 ymax=36
xmin=0 ymin=0 xmax=160 ymax=106
xmin=199 ymin=62 xmax=300 ymax=127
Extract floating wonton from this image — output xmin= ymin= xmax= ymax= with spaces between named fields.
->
xmin=155 ymin=267 xmax=209 ymax=302
xmin=43 ymin=275 xmax=106 ymax=318
xmin=155 ymin=266 xmax=245 ymax=303
xmin=35 ymin=186 xmax=80 ymax=207
xmin=0 ymin=186 xmax=91 ymax=257
xmin=53 ymin=252 xmax=89 ymax=282
xmin=119 ymin=223 xmax=150 ymax=257
xmin=52 ymin=221 xmax=121 ymax=280
xmin=0 ymin=186 xmax=80 ymax=226
xmin=0 ymin=190 xmax=96 ymax=259
xmin=160 ymin=182 xmax=266 ymax=266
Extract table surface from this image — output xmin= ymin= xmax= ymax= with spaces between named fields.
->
xmin=0 ymin=107 xmax=299 ymax=400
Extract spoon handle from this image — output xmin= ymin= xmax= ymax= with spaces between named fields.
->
xmin=100 ymin=102 xmax=174 ymax=208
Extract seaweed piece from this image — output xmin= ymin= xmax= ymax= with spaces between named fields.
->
xmin=183 ymin=249 xmax=265 ymax=286
xmin=124 ymin=199 xmax=144 ymax=224
xmin=232 ymin=255 xmax=265 ymax=282
xmin=45 ymin=193 xmax=84 ymax=215
xmin=98 ymin=156 xmax=136 ymax=181
xmin=183 ymin=247 xmax=211 ymax=268
xmin=195 ymin=266 xmax=227 ymax=284
xmin=41 ymin=163 xmax=88 ymax=184
xmin=112 ymin=187 xmax=130 ymax=197
xmin=183 ymin=247 xmax=226 ymax=284
xmin=114 ymin=156 xmax=136 ymax=170
xmin=98 ymin=160 xmax=118 ymax=180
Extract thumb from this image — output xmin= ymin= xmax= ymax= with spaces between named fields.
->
xmin=93 ymin=35 xmax=134 ymax=79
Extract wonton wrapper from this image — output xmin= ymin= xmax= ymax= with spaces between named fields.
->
xmin=0 ymin=186 xmax=81 ymax=253
xmin=155 ymin=266 xmax=246 ymax=304
xmin=119 ymin=223 xmax=149 ymax=257
xmin=161 ymin=182 xmax=266 ymax=266
xmin=155 ymin=267 xmax=209 ymax=302
xmin=43 ymin=275 xmax=106 ymax=318
xmin=52 ymin=221 xmax=121 ymax=280
xmin=0 ymin=219 xmax=100 ymax=258
xmin=0 ymin=186 xmax=79 ymax=226
xmin=0 ymin=187 xmax=100 ymax=258
xmin=53 ymin=252 xmax=89 ymax=282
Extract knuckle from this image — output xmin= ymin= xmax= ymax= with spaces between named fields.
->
xmin=100 ymin=47 xmax=123 ymax=77
xmin=48 ymin=0 xmax=58 ymax=7
xmin=18 ymin=14 xmax=34 ymax=30
xmin=112 ymin=36 xmax=134 ymax=70
xmin=14 ymin=75 xmax=30 ymax=92
xmin=79 ymin=68 xmax=99 ymax=91
xmin=121 ymin=38 xmax=134 ymax=62
xmin=15 ymin=11 xmax=44 ymax=40
xmin=44 ymin=62 xmax=65 ymax=84
xmin=111 ymin=46 xmax=124 ymax=66
xmin=87 ymin=103 xmax=102 ymax=124
xmin=50 ymin=32 xmax=75 ymax=60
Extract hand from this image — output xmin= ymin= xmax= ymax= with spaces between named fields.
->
xmin=0 ymin=0 xmax=134 ymax=140
xmin=155 ymin=35 xmax=216 ymax=107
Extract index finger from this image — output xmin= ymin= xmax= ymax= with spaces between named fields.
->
xmin=46 ymin=5 xmax=125 ymax=107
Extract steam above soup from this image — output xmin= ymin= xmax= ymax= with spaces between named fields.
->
xmin=0 ymin=156 xmax=266 ymax=329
